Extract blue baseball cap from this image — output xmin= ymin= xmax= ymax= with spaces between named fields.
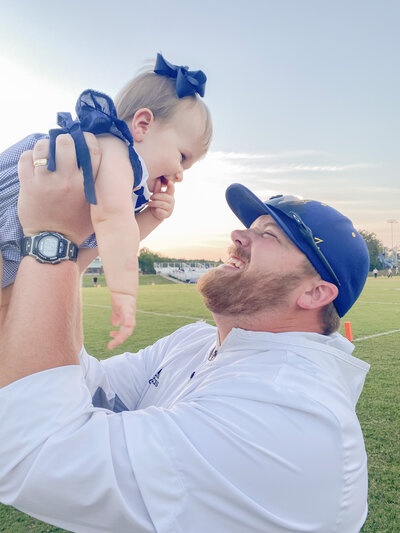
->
xmin=226 ymin=183 xmax=370 ymax=317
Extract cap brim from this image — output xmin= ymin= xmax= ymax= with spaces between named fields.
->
xmin=226 ymin=183 xmax=275 ymax=228
xmin=226 ymin=183 xmax=300 ymax=242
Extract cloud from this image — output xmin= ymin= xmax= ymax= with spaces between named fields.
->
xmin=204 ymin=151 xmax=374 ymax=174
xmin=209 ymin=150 xmax=325 ymax=160
xmin=184 ymin=150 xmax=380 ymax=204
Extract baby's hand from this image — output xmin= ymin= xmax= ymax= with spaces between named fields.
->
xmin=108 ymin=292 xmax=136 ymax=350
xmin=148 ymin=179 xmax=175 ymax=221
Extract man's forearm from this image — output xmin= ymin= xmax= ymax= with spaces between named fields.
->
xmin=0 ymin=257 xmax=82 ymax=387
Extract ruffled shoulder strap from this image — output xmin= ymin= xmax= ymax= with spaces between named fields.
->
xmin=47 ymin=90 xmax=143 ymax=205
xmin=77 ymin=90 xmax=128 ymax=139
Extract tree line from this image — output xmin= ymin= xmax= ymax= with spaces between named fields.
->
xmin=358 ymin=231 xmax=385 ymax=271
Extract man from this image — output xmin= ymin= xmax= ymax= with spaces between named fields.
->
xmin=0 ymin=136 xmax=370 ymax=532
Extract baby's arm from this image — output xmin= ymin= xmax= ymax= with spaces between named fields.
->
xmin=90 ymin=136 xmax=139 ymax=350
xmin=77 ymin=247 xmax=98 ymax=274
xmin=136 ymin=179 xmax=175 ymax=240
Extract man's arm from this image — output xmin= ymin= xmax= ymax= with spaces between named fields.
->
xmin=0 ymin=134 xmax=164 ymax=532
xmin=0 ymin=134 xmax=100 ymax=387
xmin=0 ymin=258 xmax=81 ymax=387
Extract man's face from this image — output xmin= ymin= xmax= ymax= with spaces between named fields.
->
xmin=198 ymin=215 xmax=313 ymax=315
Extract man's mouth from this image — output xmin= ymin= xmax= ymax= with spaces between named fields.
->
xmin=225 ymin=256 xmax=246 ymax=270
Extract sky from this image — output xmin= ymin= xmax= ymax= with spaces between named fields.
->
xmin=0 ymin=0 xmax=399 ymax=261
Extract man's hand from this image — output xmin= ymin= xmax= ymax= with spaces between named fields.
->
xmin=147 ymin=179 xmax=175 ymax=221
xmin=18 ymin=133 xmax=101 ymax=244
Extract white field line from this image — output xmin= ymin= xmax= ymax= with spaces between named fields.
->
xmin=83 ymin=305 xmax=399 ymax=341
xmin=83 ymin=303 xmax=215 ymax=323
xmin=354 ymin=329 xmax=400 ymax=342
xmin=357 ymin=301 xmax=400 ymax=305
xmin=352 ymin=301 xmax=400 ymax=341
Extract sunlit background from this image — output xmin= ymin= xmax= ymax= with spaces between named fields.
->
xmin=0 ymin=1 xmax=399 ymax=261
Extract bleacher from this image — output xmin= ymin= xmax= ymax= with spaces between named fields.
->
xmin=154 ymin=262 xmax=217 ymax=283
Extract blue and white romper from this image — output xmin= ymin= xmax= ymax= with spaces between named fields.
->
xmin=0 ymin=90 xmax=150 ymax=289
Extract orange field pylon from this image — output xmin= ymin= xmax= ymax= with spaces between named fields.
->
xmin=344 ymin=321 xmax=353 ymax=342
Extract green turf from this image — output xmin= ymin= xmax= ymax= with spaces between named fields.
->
xmin=1 ymin=276 xmax=399 ymax=532
xmin=81 ymin=273 xmax=175 ymax=287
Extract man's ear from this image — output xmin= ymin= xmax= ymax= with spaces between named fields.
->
xmin=297 ymin=280 xmax=338 ymax=311
xmin=129 ymin=108 xmax=154 ymax=142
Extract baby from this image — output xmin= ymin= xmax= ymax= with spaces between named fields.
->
xmin=0 ymin=53 xmax=212 ymax=348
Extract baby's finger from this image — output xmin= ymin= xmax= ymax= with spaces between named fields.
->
xmin=165 ymin=180 xmax=175 ymax=195
xmin=108 ymin=324 xmax=134 ymax=350
xmin=108 ymin=334 xmax=122 ymax=350
xmin=152 ymin=178 xmax=162 ymax=195
xmin=150 ymin=191 xmax=174 ymax=201
xmin=150 ymin=207 xmax=170 ymax=221
xmin=148 ymin=198 xmax=170 ymax=208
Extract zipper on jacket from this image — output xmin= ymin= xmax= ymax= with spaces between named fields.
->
xmin=188 ymin=347 xmax=218 ymax=382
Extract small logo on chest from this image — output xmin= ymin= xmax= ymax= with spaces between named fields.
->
xmin=149 ymin=369 xmax=163 ymax=387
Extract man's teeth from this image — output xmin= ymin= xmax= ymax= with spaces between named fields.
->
xmin=226 ymin=257 xmax=246 ymax=269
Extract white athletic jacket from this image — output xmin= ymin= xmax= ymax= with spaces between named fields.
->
xmin=0 ymin=322 xmax=370 ymax=533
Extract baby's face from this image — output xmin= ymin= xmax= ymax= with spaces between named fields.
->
xmin=135 ymin=102 xmax=207 ymax=192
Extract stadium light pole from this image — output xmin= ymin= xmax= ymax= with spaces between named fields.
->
xmin=387 ymin=219 xmax=398 ymax=264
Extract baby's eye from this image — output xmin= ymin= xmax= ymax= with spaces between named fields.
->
xmin=180 ymin=153 xmax=186 ymax=162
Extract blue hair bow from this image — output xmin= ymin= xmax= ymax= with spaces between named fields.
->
xmin=154 ymin=53 xmax=207 ymax=98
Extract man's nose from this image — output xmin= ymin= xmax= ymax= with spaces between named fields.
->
xmin=231 ymin=228 xmax=251 ymax=247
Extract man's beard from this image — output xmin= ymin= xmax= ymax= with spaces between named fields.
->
xmin=198 ymin=251 xmax=309 ymax=316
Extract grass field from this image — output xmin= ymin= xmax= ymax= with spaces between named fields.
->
xmin=1 ymin=275 xmax=399 ymax=532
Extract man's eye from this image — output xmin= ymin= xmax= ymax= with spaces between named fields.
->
xmin=262 ymin=231 xmax=277 ymax=239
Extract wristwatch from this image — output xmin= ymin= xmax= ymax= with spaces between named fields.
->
xmin=20 ymin=232 xmax=78 ymax=264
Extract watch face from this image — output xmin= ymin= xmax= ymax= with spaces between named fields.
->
xmin=38 ymin=235 xmax=59 ymax=258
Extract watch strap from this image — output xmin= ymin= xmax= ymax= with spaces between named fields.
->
xmin=20 ymin=232 xmax=78 ymax=264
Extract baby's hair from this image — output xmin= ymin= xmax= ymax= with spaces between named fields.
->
xmin=115 ymin=67 xmax=212 ymax=153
